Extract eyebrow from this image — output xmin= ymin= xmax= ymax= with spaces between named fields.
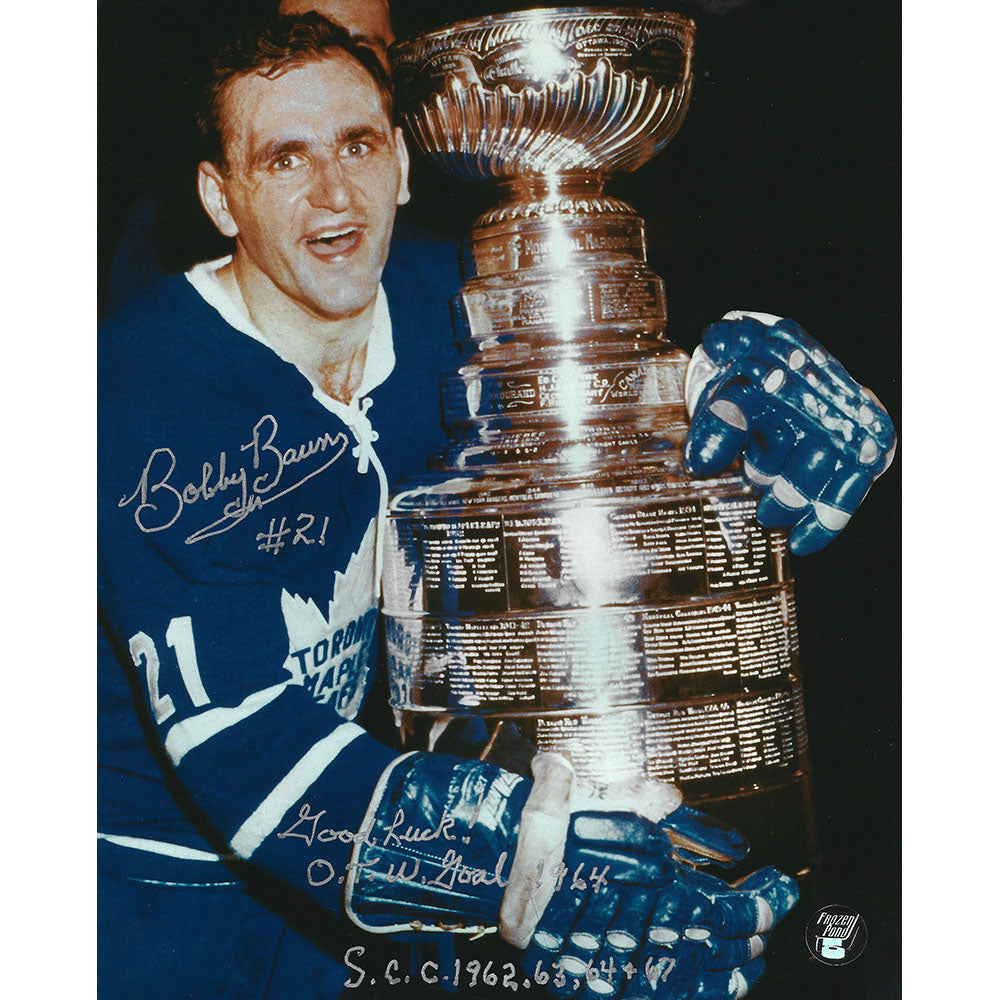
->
xmin=249 ymin=138 xmax=309 ymax=169
xmin=248 ymin=125 xmax=391 ymax=170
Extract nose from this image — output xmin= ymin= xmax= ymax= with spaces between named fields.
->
xmin=308 ymin=156 xmax=353 ymax=212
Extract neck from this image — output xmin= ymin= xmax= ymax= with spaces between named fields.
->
xmin=219 ymin=256 xmax=375 ymax=405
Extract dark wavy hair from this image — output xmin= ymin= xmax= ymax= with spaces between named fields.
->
xmin=196 ymin=12 xmax=394 ymax=171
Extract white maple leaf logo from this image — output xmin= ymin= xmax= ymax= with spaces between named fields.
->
xmin=279 ymin=517 xmax=379 ymax=718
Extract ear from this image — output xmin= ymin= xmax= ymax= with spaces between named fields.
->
xmin=393 ymin=127 xmax=411 ymax=207
xmin=197 ymin=161 xmax=239 ymax=238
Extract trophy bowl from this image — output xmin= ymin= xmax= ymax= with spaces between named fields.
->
xmin=390 ymin=7 xmax=695 ymax=181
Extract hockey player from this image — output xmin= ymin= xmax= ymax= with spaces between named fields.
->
xmin=98 ymin=10 xmax=892 ymax=999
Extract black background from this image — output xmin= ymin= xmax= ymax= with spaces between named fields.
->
xmin=98 ymin=1 xmax=900 ymax=995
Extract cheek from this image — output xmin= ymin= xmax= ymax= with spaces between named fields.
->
xmin=259 ymin=186 xmax=304 ymax=223
xmin=368 ymin=177 xmax=404 ymax=230
xmin=240 ymin=190 xmax=305 ymax=246
xmin=282 ymin=183 xmax=309 ymax=210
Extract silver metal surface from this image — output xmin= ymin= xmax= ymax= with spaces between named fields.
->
xmin=385 ymin=8 xmax=817 ymax=875
xmin=391 ymin=8 xmax=695 ymax=180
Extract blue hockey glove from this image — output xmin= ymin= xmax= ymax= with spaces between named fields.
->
xmin=684 ymin=311 xmax=896 ymax=555
xmin=521 ymin=812 xmax=798 ymax=999
xmin=344 ymin=753 xmax=796 ymax=998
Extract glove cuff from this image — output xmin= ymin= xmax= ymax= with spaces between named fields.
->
xmin=344 ymin=751 xmax=529 ymax=935
xmin=499 ymin=752 xmax=575 ymax=948
xmin=684 ymin=343 xmax=720 ymax=417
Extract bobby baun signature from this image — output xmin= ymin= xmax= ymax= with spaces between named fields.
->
xmin=118 ymin=414 xmax=348 ymax=544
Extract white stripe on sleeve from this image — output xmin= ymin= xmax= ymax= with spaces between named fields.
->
xmin=97 ymin=832 xmax=221 ymax=862
xmin=230 ymin=723 xmax=365 ymax=859
xmin=164 ymin=681 xmax=290 ymax=765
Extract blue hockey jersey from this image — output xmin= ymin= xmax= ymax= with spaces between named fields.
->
xmin=98 ymin=241 xmax=460 ymax=921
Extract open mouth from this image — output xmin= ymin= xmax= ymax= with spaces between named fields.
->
xmin=304 ymin=226 xmax=363 ymax=258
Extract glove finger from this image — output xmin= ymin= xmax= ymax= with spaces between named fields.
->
xmin=552 ymin=888 xmax=621 ymax=995
xmin=756 ymin=438 xmax=838 ymax=529
xmin=658 ymin=805 xmax=749 ymax=868
xmin=764 ymin=316 xmax=822 ymax=349
xmin=687 ymin=959 xmax=766 ymax=999
xmin=742 ymin=410 xmax=799 ymax=489
xmin=524 ymin=875 xmax=587 ymax=969
xmin=618 ymin=881 xmax=747 ymax=1000
xmin=581 ymin=889 xmax=658 ymax=998
xmin=523 ymin=933 xmax=579 ymax=998
xmin=685 ymin=380 xmax=762 ymax=476
xmin=731 ymin=867 xmax=800 ymax=924
xmin=645 ymin=880 xmax=699 ymax=946
xmin=701 ymin=931 xmax=766 ymax=971
xmin=688 ymin=867 xmax=799 ymax=938
xmin=787 ymin=464 xmax=875 ymax=555
xmin=689 ymin=334 xmax=840 ymax=491
xmin=681 ymin=879 xmax=763 ymax=942
xmin=672 ymin=891 xmax=764 ymax=973
xmin=759 ymin=316 xmax=858 ymax=393
xmin=700 ymin=316 xmax=771 ymax=367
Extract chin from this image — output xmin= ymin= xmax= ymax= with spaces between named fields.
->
xmin=314 ymin=291 xmax=378 ymax=321
xmin=295 ymin=274 xmax=373 ymax=319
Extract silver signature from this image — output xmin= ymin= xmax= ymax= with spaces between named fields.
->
xmin=118 ymin=414 xmax=349 ymax=544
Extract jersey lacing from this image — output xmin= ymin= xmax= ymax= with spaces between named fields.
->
xmin=343 ymin=395 xmax=390 ymax=591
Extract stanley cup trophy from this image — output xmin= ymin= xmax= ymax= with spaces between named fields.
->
xmin=384 ymin=7 xmax=818 ymax=880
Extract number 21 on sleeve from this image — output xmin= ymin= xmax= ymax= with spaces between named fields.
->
xmin=128 ymin=616 xmax=211 ymax=723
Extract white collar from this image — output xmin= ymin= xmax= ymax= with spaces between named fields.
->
xmin=185 ymin=256 xmax=396 ymax=415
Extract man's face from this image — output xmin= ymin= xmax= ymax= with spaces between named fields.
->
xmin=203 ymin=52 xmax=409 ymax=322
xmin=278 ymin=0 xmax=394 ymax=67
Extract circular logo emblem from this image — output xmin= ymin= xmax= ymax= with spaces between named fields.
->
xmin=805 ymin=904 xmax=868 ymax=966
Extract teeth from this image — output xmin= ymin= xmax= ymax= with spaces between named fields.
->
xmin=309 ymin=227 xmax=357 ymax=242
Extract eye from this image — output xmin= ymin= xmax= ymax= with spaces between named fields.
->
xmin=271 ymin=152 xmax=305 ymax=172
xmin=341 ymin=141 xmax=372 ymax=159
